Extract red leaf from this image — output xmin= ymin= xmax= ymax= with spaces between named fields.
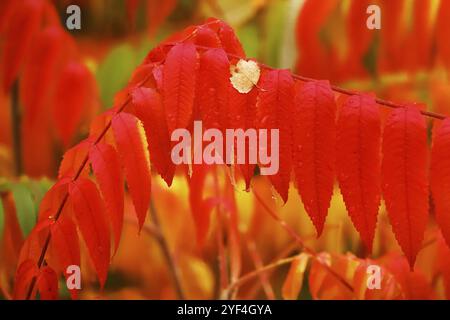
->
xmin=152 ymin=65 xmax=164 ymax=92
xmin=37 ymin=266 xmax=58 ymax=300
xmin=146 ymin=0 xmax=176 ymax=38
xmin=13 ymin=259 xmax=38 ymax=300
xmin=308 ymin=253 xmax=355 ymax=300
xmin=143 ymin=45 xmax=170 ymax=65
xmin=407 ymin=0 xmax=433 ymax=71
xmin=125 ymin=0 xmax=139 ymax=28
xmin=344 ymin=0 xmax=374 ymax=77
xmin=37 ymin=179 xmax=69 ymax=222
xmin=256 ymin=69 xmax=295 ymax=202
xmin=89 ymin=143 xmax=124 ymax=253
xmin=295 ymin=0 xmax=338 ymax=78
xmin=52 ymin=61 xmax=93 ymax=147
xmin=437 ymin=0 xmax=450 ymax=70
xmin=228 ymin=86 xmax=258 ymax=190
xmin=336 ymin=94 xmax=381 ymax=251
xmin=58 ymin=140 xmax=90 ymax=179
xmin=51 ymin=217 xmax=80 ymax=299
xmin=112 ymin=112 xmax=151 ymax=230
xmin=69 ymin=178 xmax=110 ymax=287
xmin=0 ymin=0 xmax=16 ymax=33
xmin=131 ymin=63 xmax=158 ymax=88
xmin=214 ymin=20 xmax=245 ymax=56
xmin=382 ymin=105 xmax=429 ymax=267
xmin=162 ymin=42 xmax=198 ymax=134
xmin=379 ymin=0 xmax=407 ymax=71
xmin=431 ymin=118 xmax=450 ymax=248
xmin=89 ymin=112 xmax=114 ymax=146
xmin=21 ymin=111 xmax=54 ymax=177
xmin=189 ymin=164 xmax=214 ymax=247
xmin=194 ymin=25 xmax=221 ymax=48
xmin=196 ymin=48 xmax=230 ymax=131
xmin=131 ymin=87 xmax=175 ymax=186
xmin=383 ymin=253 xmax=433 ymax=299
xmin=353 ymin=259 xmax=403 ymax=299
xmin=1 ymin=0 xmax=44 ymax=92
xmin=18 ymin=219 xmax=52 ymax=266
xmin=293 ymin=81 xmax=336 ymax=235
xmin=20 ymin=26 xmax=67 ymax=124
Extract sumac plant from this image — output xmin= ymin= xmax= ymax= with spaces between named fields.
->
xmin=9 ymin=18 xmax=450 ymax=300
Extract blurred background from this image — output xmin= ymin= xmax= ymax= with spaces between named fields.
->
xmin=1 ymin=0 xmax=450 ymax=300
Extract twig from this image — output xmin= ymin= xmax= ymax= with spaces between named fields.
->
xmin=10 ymin=80 xmax=22 ymax=176
xmin=246 ymin=239 xmax=275 ymax=299
xmin=251 ymin=187 xmax=354 ymax=293
xmin=149 ymin=200 xmax=186 ymax=300
xmin=244 ymin=241 xmax=298 ymax=298
xmin=213 ymin=168 xmax=229 ymax=299
xmin=224 ymin=256 xmax=300 ymax=295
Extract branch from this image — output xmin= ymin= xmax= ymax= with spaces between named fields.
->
xmin=164 ymin=42 xmax=447 ymax=121
xmin=25 ymin=73 xmax=153 ymax=299
xmin=224 ymin=256 xmax=300 ymax=295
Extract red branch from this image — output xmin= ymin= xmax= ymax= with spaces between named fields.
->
xmin=167 ymin=42 xmax=447 ymax=121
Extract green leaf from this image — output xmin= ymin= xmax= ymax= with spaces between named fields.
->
xmin=135 ymin=39 xmax=153 ymax=63
xmin=11 ymin=183 xmax=36 ymax=237
xmin=363 ymin=33 xmax=379 ymax=79
xmin=264 ymin=0 xmax=302 ymax=68
xmin=237 ymin=23 xmax=259 ymax=59
xmin=264 ymin=0 xmax=287 ymax=67
xmin=96 ymin=44 xmax=137 ymax=108
xmin=23 ymin=177 xmax=52 ymax=211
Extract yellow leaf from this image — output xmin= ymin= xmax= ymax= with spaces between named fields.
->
xmin=230 ymin=59 xmax=260 ymax=93
xmin=282 ymin=253 xmax=310 ymax=300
